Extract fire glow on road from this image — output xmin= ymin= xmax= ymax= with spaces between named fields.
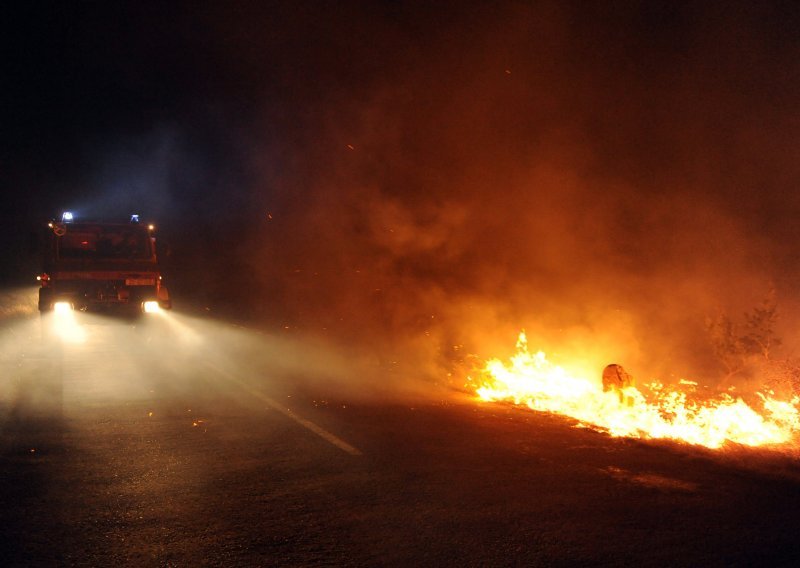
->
xmin=472 ymin=332 xmax=800 ymax=450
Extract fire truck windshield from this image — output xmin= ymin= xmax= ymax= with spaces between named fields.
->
xmin=57 ymin=224 xmax=152 ymax=260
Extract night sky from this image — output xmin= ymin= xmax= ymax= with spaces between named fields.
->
xmin=3 ymin=2 xmax=800 ymax=379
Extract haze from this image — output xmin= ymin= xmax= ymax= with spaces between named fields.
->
xmin=3 ymin=2 xmax=800 ymax=389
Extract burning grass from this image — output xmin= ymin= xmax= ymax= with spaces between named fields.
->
xmin=470 ymin=332 xmax=800 ymax=450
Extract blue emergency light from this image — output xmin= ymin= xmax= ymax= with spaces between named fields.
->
xmin=61 ymin=211 xmax=74 ymax=222
xmin=130 ymin=214 xmax=140 ymax=223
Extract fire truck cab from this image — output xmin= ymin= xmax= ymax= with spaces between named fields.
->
xmin=38 ymin=212 xmax=171 ymax=314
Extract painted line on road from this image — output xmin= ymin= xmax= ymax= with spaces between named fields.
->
xmin=202 ymin=361 xmax=362 ymax=456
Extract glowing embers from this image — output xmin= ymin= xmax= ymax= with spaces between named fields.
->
xmin=51 ymin=301 xmax=86 ymax=343
xmin=471 ymin=332 xmax=800 ymax=449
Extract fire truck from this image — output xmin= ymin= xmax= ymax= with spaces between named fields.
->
xmin=38 ymin=212 xmax=171 ymax=314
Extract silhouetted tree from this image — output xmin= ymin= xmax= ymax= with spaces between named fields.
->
xmin=706 ymin=311 xmax=747 ymax=379
xmin=742 ymin=289 xmax=780 ymax=361
xmin=706 ymin=290 xmax=781 ymax=380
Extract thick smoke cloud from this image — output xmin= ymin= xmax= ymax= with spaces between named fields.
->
xmin=216 ymin=2 xmax=799 ymax=388
xmin=5 ymin=2 xmax=800 ymax=391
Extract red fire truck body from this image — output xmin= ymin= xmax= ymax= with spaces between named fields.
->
xmin=38 ymin=215 xmax=171 ymax=313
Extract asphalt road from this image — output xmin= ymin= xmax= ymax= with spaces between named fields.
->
xmin=1 ymin=308 xmax=800 ymax=567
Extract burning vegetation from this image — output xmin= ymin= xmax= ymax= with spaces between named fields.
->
xmin=470 ymin=331 xmax=800 ymax=450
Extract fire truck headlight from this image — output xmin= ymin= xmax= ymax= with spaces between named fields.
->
xmin=143 ymin=301 xmax=160 ymax=314
xmin=54 ymin=301 xmax=73 ymax=315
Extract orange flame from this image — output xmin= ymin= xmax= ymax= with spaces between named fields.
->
xmin=472 ymin=332 xmax=800 ymax=449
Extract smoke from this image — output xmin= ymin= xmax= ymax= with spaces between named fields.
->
xmin=13 ymin=2 xmax=800 ymax=395
xmin=220 ymin=2 xmax=800 ymax=390
xmin=0 ymin=288 xmax=38 ymax=320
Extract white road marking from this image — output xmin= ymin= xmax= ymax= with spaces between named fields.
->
xmin=203 ymin=361 xmax=362 ymax=456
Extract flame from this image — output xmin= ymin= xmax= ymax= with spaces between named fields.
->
xmin=471 ymin=332 xmax=800 ymax=449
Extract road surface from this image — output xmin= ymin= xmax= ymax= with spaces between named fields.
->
xmin=1 ymin=308 xmax=799 ymax=566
